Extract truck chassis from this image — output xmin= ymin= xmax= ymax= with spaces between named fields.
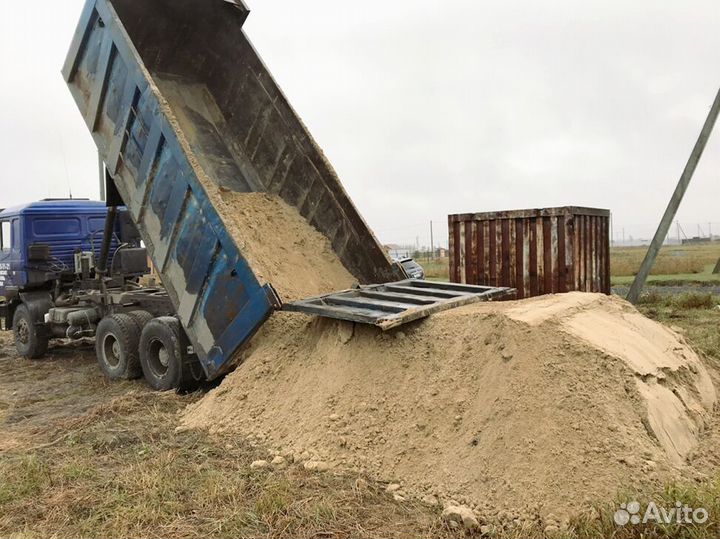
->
xmin=0 ymin=202 xmax=204 ymax=392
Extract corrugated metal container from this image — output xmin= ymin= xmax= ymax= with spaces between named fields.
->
xmin=449 ymin=207 xmax=611 ymax=299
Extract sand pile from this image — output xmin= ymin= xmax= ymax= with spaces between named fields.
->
xmin=215 ymin=192 xmax=356 ymax=301
xmin=181 ymin=293 xmax=716 ymax=519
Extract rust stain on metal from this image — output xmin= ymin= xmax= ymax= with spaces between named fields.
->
xmin=448 ymin=207 xmax=611 ymax=299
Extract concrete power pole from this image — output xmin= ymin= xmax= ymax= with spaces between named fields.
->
xmin=430 ymin=221 xmax=435 ymax=260
xmin=627 ymin=87 xmax=720 ymax=304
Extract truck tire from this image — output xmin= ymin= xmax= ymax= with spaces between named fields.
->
xmin=127 ymin=310 xmax=153 ymax=330
xmin=95 ymin=314 xmax=143 ymax=380
xmin=139 ymin=317 xmax=204 ymax=392
xmin=13 ymin=304 xmax=49 ymax=359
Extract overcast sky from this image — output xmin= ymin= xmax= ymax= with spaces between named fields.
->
xmin=0 ymin=1 xmax=718 ymax=248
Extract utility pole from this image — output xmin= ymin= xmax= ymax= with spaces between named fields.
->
xmin=627 ymin=87 xmax=720 ymax=304
xmin=430 ymin=221 xmax=435 ymax=260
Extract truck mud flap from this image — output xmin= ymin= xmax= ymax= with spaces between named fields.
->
xmin=284 ymin=280 xmax=514 ymax=331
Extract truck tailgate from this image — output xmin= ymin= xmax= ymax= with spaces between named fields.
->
xmin=285 ymin=281 xmax=514 ymax=330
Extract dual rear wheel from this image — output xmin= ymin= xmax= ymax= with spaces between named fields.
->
xmin=138 ymin=316 xmax=205 ymax=391
xmin=95 ymin=312 xmax=204 ymax=391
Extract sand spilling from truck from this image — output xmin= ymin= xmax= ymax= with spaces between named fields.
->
xmin=215 ymin=192 xmax=357 ymax=301
xmin=182 ymin=293 xmax=716 ymax=518
xmin=154 ymin=76 xmax=361 ymax=302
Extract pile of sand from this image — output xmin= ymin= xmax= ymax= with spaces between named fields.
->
xmin=181 ymin=292 xmax=717 ymax=520
xmin=216 ymin=192 xmax=356 ymax=301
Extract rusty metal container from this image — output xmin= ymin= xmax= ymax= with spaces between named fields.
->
xmin=448 ymin=207 xmax=611 ymax=299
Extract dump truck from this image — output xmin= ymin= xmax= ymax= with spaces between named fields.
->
xmin=0 ymin=200 xmax=206 ymax=389
xmin=0 ymin=0 xmax=512 ymax=392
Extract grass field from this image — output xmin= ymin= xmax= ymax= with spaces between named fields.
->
xmin=611 ymin=244 xmax=720 ymax=286
xmin=420 ymin=258 xmax=450 ymax=281
xmin=417 ymin=244 xmax=720 ymax=287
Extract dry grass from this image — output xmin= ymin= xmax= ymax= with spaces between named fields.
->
xmin=674 ymin=293 xmax=718 ymax=310
xmin=0 ymin=437 xmax=446 ymax=539
xmin=427 ymin=246 xmax=720 ymax=285
xmin=637 ymin=291 xmax=719 ymax=310
xmin=611 ymin=244 xmax=720 ymax=277
xmin=637 ymin=292 xmax=720 ymax=368
xmin=3 ymin=306 xmax=720 ymax=539
xmin=0 ymin=346 xmax=449 ymax=539
xmin=421 ymin=258 xmax=450 ymax=281
xmin=569 ymin=483 xmax=720 ymax=539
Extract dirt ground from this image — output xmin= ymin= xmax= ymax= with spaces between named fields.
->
xmin=2 ymin=296 xmax=720 ymax=539
xmin=0 ymin=334 xmax=447 ymax=539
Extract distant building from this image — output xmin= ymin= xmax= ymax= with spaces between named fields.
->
xmin=435 ymin=247 xmax=448 ymax=258
xmin=682 ymin=236 xmax=713 ymax=245
xmin=384 ymin=244 xmax=411 ymax=260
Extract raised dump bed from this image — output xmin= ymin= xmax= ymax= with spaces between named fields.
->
xmin=63 ymin=0 xmax=509 ymax=380
xmin=62 ymin=0 xmax=405 ymax=378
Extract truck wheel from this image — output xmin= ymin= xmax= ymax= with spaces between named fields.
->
xmin=127 ymin=310 xmax=153 ymax=330
xmin=95 ymin=314 xmax=143 ymax=380
xmin=139 ymin=317 xmax=204 ymax=392
xmin=13 ymin=304 xmax=49 ymax=359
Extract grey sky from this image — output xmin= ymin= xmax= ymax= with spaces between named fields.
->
xmin=1 ymin=1 xmax=718 ymax=248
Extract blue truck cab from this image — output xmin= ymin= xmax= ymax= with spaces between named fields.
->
xmin=0 ymin=199 xmax=191 ymax=390
xmin=0 ymin=199 xmax=117 ymax=299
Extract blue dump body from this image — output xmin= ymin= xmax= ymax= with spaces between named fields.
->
xmin=63 ymin=0 xmax=404 ymax=379
xmin=0 ymin=200 xmax=120 ymax=292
